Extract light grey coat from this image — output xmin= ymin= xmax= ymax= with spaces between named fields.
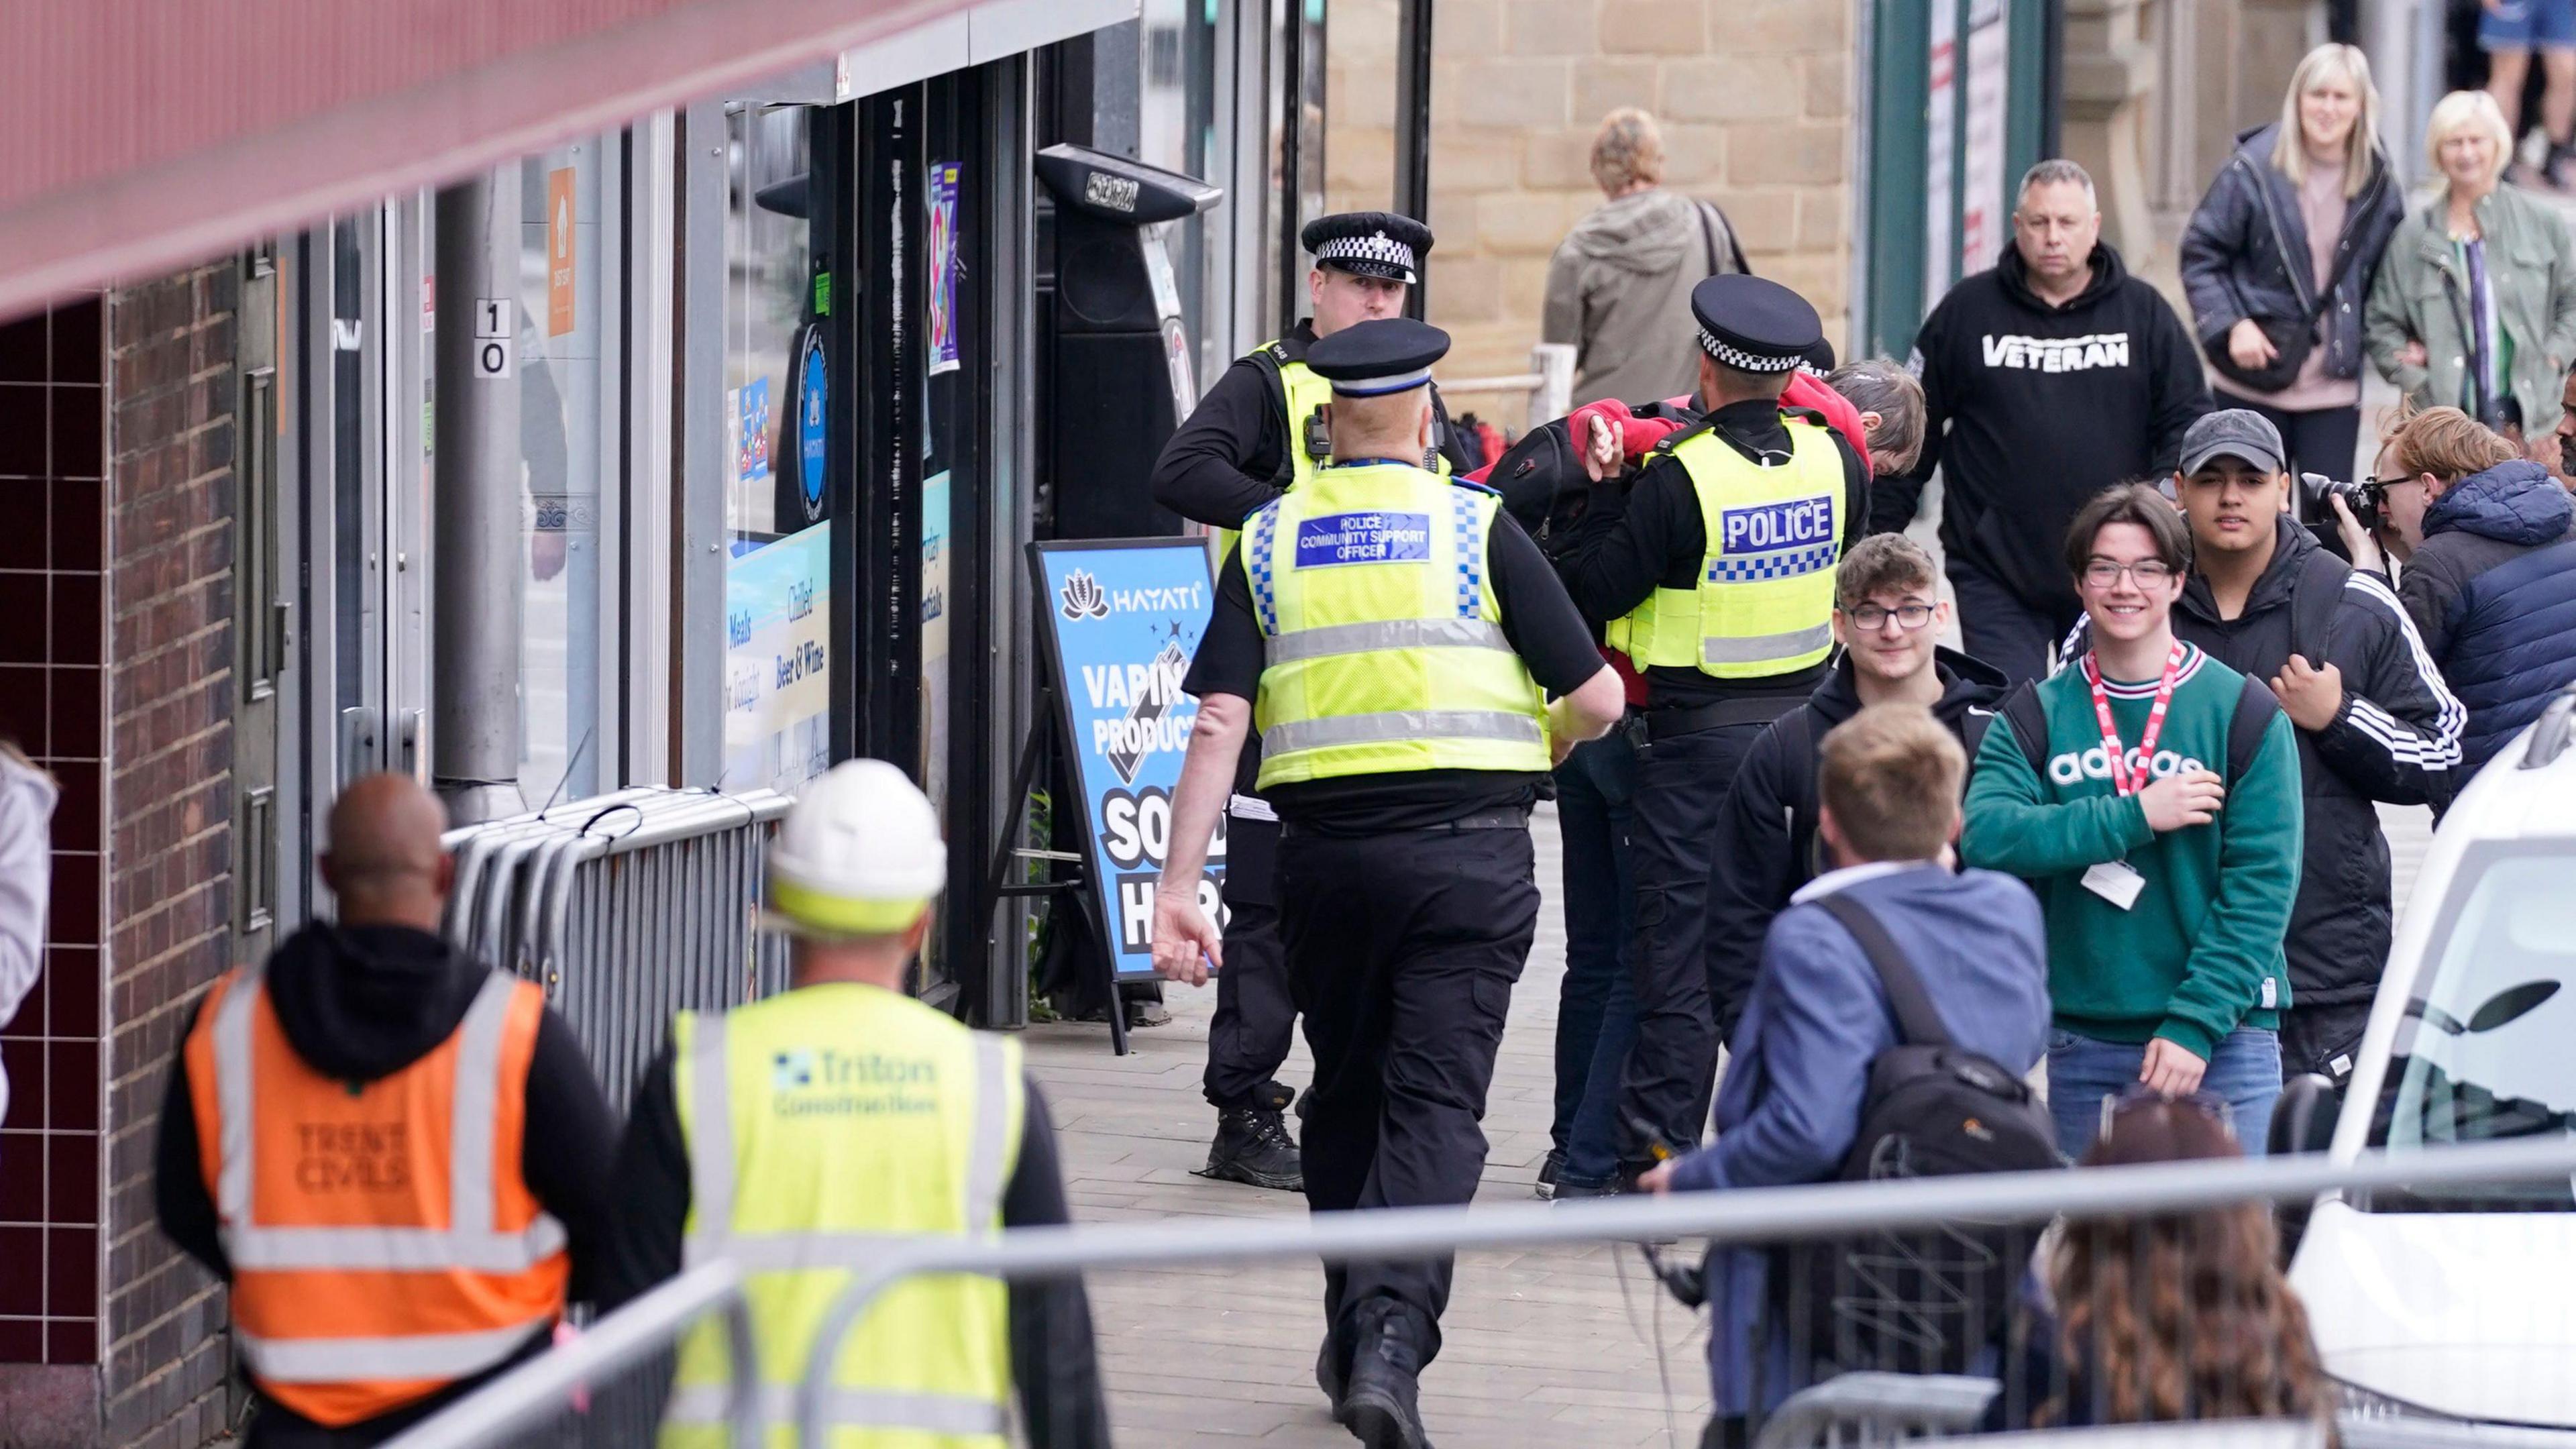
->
xmin=1542 ymin=188 xmax=1743 ymax=407
xmin=0 ymin=751 xmax=54 ymax=1134
xmin=2364 ymin=182 xmax=2576 ymax=433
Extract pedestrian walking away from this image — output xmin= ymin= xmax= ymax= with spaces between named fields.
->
xmin=2070 ymin=409 xmax=2463 ymax=1082
xmin=152 ymin=774 xmax=620 ymax=1448
xmin=600 ymin=759 xmax=1112 ymax=1448
xmin=1878 ymin=159 xmax=2211 ymax=684
xmin=1704 ymin=534 xmax=2009 ymax=1042
xmin=1552 ymin=274 xmax=1869 ymax=1181
xmin=2178 ymin=44 xmax=2402 ymax=489
xmin=2368 ymin=405 xmax=2576 ymax=784
xmin=1962 ymin=485 xmax=2303 ymax=1159
xmin=2366 ymin=90 xmax=2576 ymax=438
xmin=1642 ymin=703 xmax=2051 ymax=1438
xmin=1148 ymin=209 xmax=1466 ymax=1193
xmin=1152 ymin=315 xmax=1624 ymax=1449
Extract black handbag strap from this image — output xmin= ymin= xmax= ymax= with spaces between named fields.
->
xmin=1813 ymin=889 xmax=1955 ymax=1049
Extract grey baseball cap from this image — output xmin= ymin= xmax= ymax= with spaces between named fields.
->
xmin=2178 ymin=408 xmax=2287 ymax=476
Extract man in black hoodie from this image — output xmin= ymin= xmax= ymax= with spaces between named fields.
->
xmin=1701 ymin=535 xmax=2009 ymax=1045
xmin=154 ymin=775 xmax=618 ymax=1447
xmin=1874 ymin=159 xmax=2210 ymax=684
xmin=2070 ymin=410 xmax=2464 ymax=1081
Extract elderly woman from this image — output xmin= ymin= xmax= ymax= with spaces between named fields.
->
xmin=2366 ymin=89 xmax=2576 ymax=436
xmin=2180 ymin=43 xmax=2403 ymax=482
xmin=1542 ymin=107 xmax=1744 ymax=406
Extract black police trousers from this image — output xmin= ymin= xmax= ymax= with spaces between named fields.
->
xmin=1281 ymin=822 xmax=1538 ymax=1365
xmin=1201 ymin=896 xmax=1293 ymax=1108
xmin=1620 ymin=720 xmax=1767 ymax=1164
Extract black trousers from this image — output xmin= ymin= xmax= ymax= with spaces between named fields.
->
xmin=1281 ymin=823 xmax=1538 ymax=1364
xmin=1201 ymin=896 xmax=1293 ymax=1108
xmin=1619 ymin=719 xmax=1770 ymax=1161
xmin=1947 ymin=554 xmax=2079 ymax=688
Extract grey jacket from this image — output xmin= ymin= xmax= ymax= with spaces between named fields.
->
xmin=0 ymin=751 xmax=55 ymax=1133
xmin=2365 ymin=183 xmax=2576 ymax=431
xmin=1542 ymin=188 xmax=1743 ymax=407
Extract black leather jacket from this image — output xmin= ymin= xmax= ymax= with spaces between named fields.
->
xmin=2179 ymin=123 xmax=2403 ymax=386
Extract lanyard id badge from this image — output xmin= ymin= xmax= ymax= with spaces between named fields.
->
xmin=2081 ymin=642 xmax=2184 ymax=798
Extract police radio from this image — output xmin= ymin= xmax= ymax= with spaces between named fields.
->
xmin=1302 ymin=408 xmax=1333 ymax=470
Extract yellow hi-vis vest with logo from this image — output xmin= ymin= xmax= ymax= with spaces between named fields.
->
xmin=1603 ymin=411 xmax=1845 ymax=678
xmin=661 ymin=983 xmax=1024 ymax=1449
xmin=1244 ymin=462 xmax=1551 ymax=788
xmin=1216 ymin=339 xmax=1453 ymax=561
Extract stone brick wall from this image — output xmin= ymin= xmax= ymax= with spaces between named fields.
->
xmin=99 ymin=262 xmax=241 ymax=1449
xmin=1322 ymin=0 xmax=1858 ymax=397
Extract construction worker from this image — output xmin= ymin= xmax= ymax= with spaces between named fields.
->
xmin=152 ymin=773 xmax=617 ymax=1445
xmin=1147 ymin=211 xmax=1464 ymax=1194
xmin=1551 ymin=274 xmax=1871 ymax=1185
xmin=600 ymin=759 xmax=1110 ymax=1448
xmin=1152 ymin=318 xmax=1625 ymax=1449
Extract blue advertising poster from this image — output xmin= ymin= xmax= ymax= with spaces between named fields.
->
xmin=1030 ymin=539 xmax=1225 ymax=976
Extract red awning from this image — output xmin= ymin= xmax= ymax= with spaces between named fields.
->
xmin=0 ymin=0 xmax=966 ymax=319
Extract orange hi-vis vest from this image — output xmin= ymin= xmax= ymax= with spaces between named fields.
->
xmin=182 ymin=962 xmax=570 ymax=1427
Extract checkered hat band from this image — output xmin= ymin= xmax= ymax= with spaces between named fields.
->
xmin=1329 ymin=367 xmax=1433 ymax=396
xmin=1698 ymin=328 xmax=1801 ymax=373
xmin=1317 ymin=235 xmax=1418 ymax=274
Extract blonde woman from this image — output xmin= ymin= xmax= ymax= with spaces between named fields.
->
xmin=2366 ymin=89 xmax=2576 ymax=437
xmin=2180 ymin=43 xmax=2403 ymax=482
xmin=1541 ymin=107 xmax=1745 ymax=406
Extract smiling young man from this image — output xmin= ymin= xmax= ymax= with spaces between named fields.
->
xmin=1962 ymin=484 xmax=2303 ymax=1158
xmin=1701 ymin=535 xmax=2010 ymax=1046
xmin=2143 ymin=410 xmax=2461 ymax=1082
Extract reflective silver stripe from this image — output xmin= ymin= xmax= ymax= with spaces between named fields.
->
xmin=1265 ymin=616 xmax=1509 ymax=665
xmin=963 ymin=1036 xmax=1010 ymax=1231
xmin=664 ymin=1383 xmax=1006 ymax=1438
xmin=234 ymin=1318 xmax=547 ymax=1383
xmin=211 ymin=967 xmax=264 ymax=1220
xmin=222 ymin=1220 xmax=567 ymax=1273
xmin=1265 ymin=709 xmax=1544 ymax=756
xmin=446 ymin=971 xmax=517 ymax=1235
xmin=1701 ymin=623 xmax=1833 ymax=666
xmin=682 ymin=1014 xmax=734 ymax=1267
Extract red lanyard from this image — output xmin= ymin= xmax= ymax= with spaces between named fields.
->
xmin=2081 ymin=642 xmax=2184 ymax=798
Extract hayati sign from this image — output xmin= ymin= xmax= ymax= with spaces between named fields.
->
xmin=1030 ymin=539 xmax=1226 ymax=977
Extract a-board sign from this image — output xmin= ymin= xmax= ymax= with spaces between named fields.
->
xmin=1029 ymin=538 xmax=1226 ymax=977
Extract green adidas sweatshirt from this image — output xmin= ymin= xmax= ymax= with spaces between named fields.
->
xmin=1960 ymin=643 xmax=2302 ymax=1059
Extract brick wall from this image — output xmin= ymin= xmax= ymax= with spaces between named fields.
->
xmin=98 ymin=262 xmax=241 ymax=1449
xmin=1322 ymin=0 xmax=1858 ymax=398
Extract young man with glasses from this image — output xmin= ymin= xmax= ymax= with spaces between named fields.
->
xmin=1962 ymin=484 xmax=2303 ymax=1159
xmin=1700 ymin=535 xmax=2010 ymax=1053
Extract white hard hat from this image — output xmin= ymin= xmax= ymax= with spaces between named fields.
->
xmin=767 ymin=759 xmax=947 ymax=936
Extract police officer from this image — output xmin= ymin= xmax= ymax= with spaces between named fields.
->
xmin=1148 ymin=211 xmax=1468 ymax=1193
xmin=152 ymin=773 xmax=617 ymax=1445
xmin=1552 ymin=275 xmax=1871 ymax=1183
xmin=1152 ymin=319 xmax=1626 ymax=1448
xmin=600 ymin=761 xmax=1110 ymax=1448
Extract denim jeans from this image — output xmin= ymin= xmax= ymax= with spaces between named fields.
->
xmin=2044 ymin=1028 xmax=2284 ymax=1161
xmin=1550 ymin=728 xmax=1640 ymax=1188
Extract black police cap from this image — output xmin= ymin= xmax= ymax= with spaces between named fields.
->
xmin=1301 ymin=211 xmax=1434 ymax=285
xmin=1305 ymin=317 xmax=1451 ymax=396
xmin=1689 ymin=274 xmax=1823 ymax=374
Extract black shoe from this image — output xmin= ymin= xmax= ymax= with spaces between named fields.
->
xmin=1316 ymin=1332 xmax=1347 ymax=1411
xmin=1552 ymin=1176 xmax=1623 ymax=1200
xmin=1193 ymin=1106 xmax=1304 ymax=1191
xmin=1534 ymin=1147 xmax=1564 ymax=1201
xmin=1337 ymin=1305 xmax=1432 ymax=1448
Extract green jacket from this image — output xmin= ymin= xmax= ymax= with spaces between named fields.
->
xmin=1960 ymin=643 xmax=2302 ymax=1058
xmin=2365 ymin=182 xmax=2576 ymax=431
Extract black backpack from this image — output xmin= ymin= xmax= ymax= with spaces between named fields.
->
xmin=1768 ymin=891 xmax=2060 ymax=1378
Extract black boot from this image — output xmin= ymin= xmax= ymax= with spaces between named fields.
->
xmin=1195 ymin=1103 xmax=1304 ymax=1191
xmin=1316 ymin=1331 xmax=1348 ymax=1411
xmin=1336 ymin=1302 xmax=1432 ymax=1449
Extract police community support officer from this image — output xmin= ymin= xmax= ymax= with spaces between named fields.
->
xmin=1148 ymin=211 xmax=1468 ymax=1194
xmin=1152 ymin=318 xmax=1625 ymax=1449
xmin=153 ymin=773 xmax=617 ymax=1444
xmin=600 ymin=760 xmax=1111 ymax=1448
xmin=1553 ymin=275 xmax=1871 ymax=1182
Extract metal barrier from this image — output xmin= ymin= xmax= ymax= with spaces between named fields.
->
xmin=378 ymin=1135 xmax=2576 ymax=1449
xmin=1438 ymin=340 xmax=1578 ymax=435
xmin=442 ymin=786 xmax=794 ymax=1112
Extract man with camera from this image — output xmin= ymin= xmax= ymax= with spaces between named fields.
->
xmin=2096 ymin=411 xmax=2462 ymax=1083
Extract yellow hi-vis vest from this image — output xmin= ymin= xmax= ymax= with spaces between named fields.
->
xmin=661 ymin=983 xmax=1024 ymax=1448
xmin=1216 ymin=339 xmax=1452 ymax=561
xmin=1244 ymin=462 xmax=1551 ymax=788
xmin=1603 ymin=411 xmax=1846 ymax=678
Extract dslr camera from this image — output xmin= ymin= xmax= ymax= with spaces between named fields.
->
xmin=2300 ymin=472 xmax=2383 ymax=533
